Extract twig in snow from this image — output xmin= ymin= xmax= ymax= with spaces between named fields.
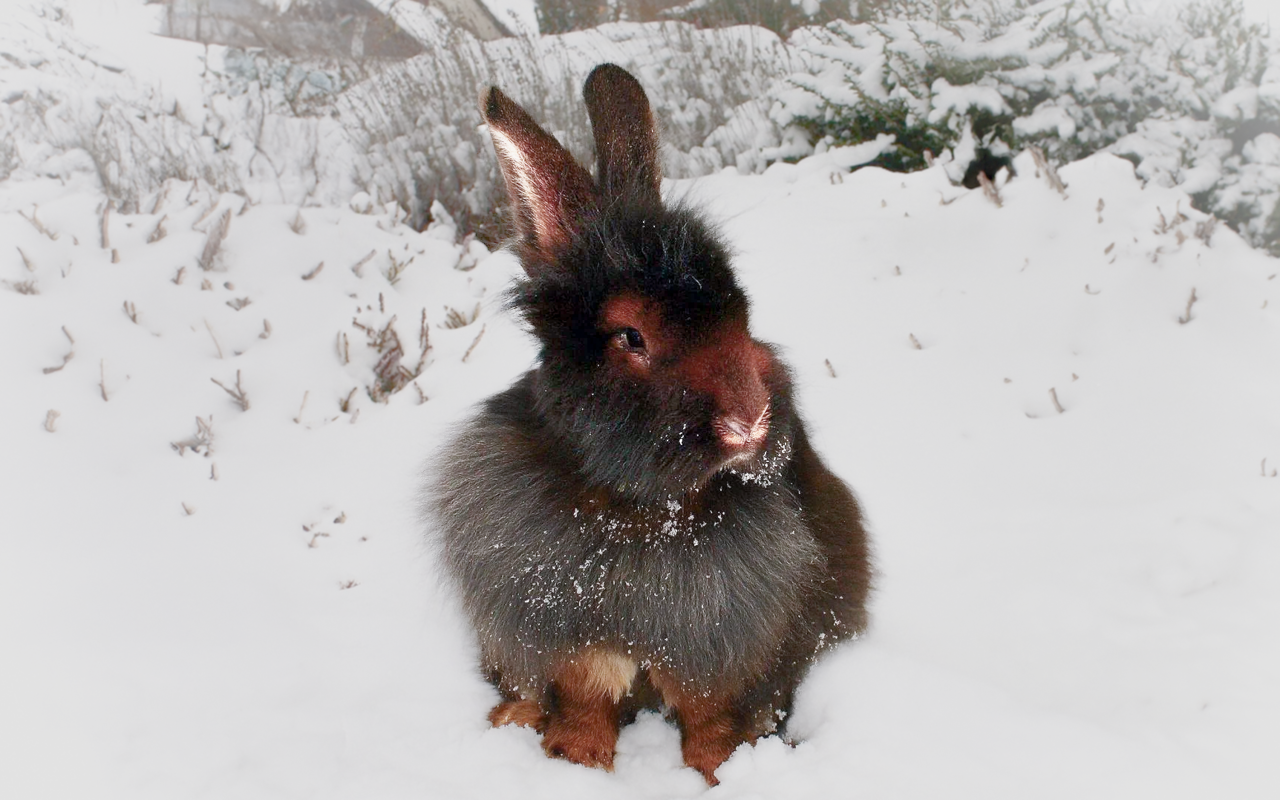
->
xmin=205 ymin=319 xmax=225 ymax=359
xmin=200 ymin=278 xmax=213 ymax=291
xmin=385 ymin=249 xmax=411 ymax=284
xmin=4 ymin=279 xmax=39 ymax=295
xmin=302 ymin=262 xmax=324 ymax=280
xmin=351 ymin=249 xmax=376 ymax=277
xmin=99 ymin=359 xmax=108 ymax=401
xmin=293 ymin=391 xmax=309 ymax=424
xmin=100 ymin=200 xmax=113 ymax=249
xmin=825 ymin=359 xmax=837 ymax=378
xmin=1178 ymin=288 xmax=1198 ymax=324
xmin=123 ymin=300 xmax=139 ymax=323
xmin=210 ymin=463 xmax=219 ymax=481
xmin=226 ymin=297 xmax=251 ymax=311
xmin=148 ymin=214 xmax=168 ymax=243
xmin=977 ymin=171 xmax=1002 ymax=208
xmin=44 ymin=410 xmax=60 ymax=432
xmin=43 ymin=326 xmax=75 ymax=374
xmin=16 ymin=247 xmax=35 ymax=272
xmin=462 ymin=323 xmax=487 ymax=363
xmin=909 ymin=333 xmax=923 ymax=350
xmin=308 ymin=531 xmax=330 ymax=548
xmin=1085 ymin=284 xmax=1101 ymax=295
xmin=337 ymin=332 xmax=350 ymax=364
xmin=419 ymin=308 xmax=430 ymax=352
xmin=338 ymin=580 xmax=358 ymax=590
xmin=211 ymin=370 xmax=249 ymax=411
xmin=415 ymin=383 xmax=428 ymax=404
xmin=340 ymin=387 xmax=357 ymax=413
xmin=1096 ymin=197 xmax=1105 ymax=223
xmin=198 ymin=209 xmax=231 ymax=271
xmin=334 ymin=512 xmax=347 ymax=524
xmin=173 ymin=266 xmax=187 ymax=285
xmin=1049 ymin=387 xmax=1065 ymax=414
xmin=1029 ymin=147 xmax=1066 ymax=196
xmin=443 ymin=303 xmax=480 ymax=329
xmin=259 ymin=319 xmax=272 ymax=339
xmin=111 ymin=249 xmax=120 ymax=264
xmin=18 ymin=207 xmax=58 ymax=240
xmin=182 ymin=503 xmax=196 ymax=516
xmin=171 ymin=416 xmax=213 ymax=456
xmin=289 ymin=210 xmax=307 ymax=235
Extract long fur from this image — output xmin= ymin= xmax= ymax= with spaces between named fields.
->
xmin=428 ymin=63 xmax=872 ymax=780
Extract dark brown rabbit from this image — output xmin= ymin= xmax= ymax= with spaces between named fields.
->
xmin=430 ymin=64 xmax=872 ymax=785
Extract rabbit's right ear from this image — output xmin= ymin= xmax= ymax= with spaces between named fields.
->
xmin=482 ymin=87 xmax=596 ymax=271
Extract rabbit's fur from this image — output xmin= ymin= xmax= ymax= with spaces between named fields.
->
xmin=430 ymin=64 xmax=872 ymax=785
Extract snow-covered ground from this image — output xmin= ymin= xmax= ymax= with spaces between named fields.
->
xmin=3 ymin=3 xmax=1280 ymax=799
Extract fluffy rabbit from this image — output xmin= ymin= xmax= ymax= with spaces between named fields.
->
xmin=430 ymin=64 xmax=872 ymax=785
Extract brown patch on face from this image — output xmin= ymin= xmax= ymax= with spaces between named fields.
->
xmin=649 ymin=670 xmax=752 ymax=786
xmin=540 ymin=650 xmax=636 ymax=771
xmin=600 ymin=294 xmax=669 ymax=371
xmin=675 ymin=321 xmax=773 ymax=454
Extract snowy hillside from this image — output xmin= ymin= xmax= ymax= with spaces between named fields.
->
xmin=3 ymin=1 xmax=1280 ymax=799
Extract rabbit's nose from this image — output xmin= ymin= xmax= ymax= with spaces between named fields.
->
xmin=715 ymin=405 xmax=770 ymax=450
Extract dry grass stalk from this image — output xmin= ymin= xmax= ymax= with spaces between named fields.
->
xmin=462 ymin=323 xmax=487 ymax=363
xmin=4 ymin=279 xmax=38 ymax=295
xmin=293 ymin=390 xmax=309 ymax=424
xmin=1049 ymin=387 xmax=1065 ymax=414
xmin=259 ymin=319 xmax=272 ymax=339
xmin=226 ymin=297 xmax=251 ymax=311
xmin=182 ymin=503 xmax=196 ymax=516
xmin=340 ymin=387 xmax=358 ymax=412
xmin=198 ymin=209 xmax=232 ymax=271
xmin=308 ymin=531 xmax=330 ymax=548
xmin=44 ymin=409 xmax=60 ymax=432
xmin=99 ymin=359 xmax=108 ymax=401
xmin=302 ymin=262 xmax=324 ymax=280
xmin=385 ymin=249 xmax=411 ymax=284
xmin=1178 ymin=287 xmax=1198 ymax=324
xmin=351 ymin=249 xmax=376 ymax=277
xmin=148 ymin=214 xmax=168 ymax=243
xmin=43 ymin=326 xmax=75 ymax=374
xmin=977 ymin=171 xmax=1002 ymax=208
xmin=1029 ymin=147 xmax=1066 ymax=196
xmin=211 ymin=370 xmax=250 ymax=411
xmin=16 ymin=247 xmax=35 ymax=272
xmin=443 ymin=303 xmax=480 ymax=329
xmin=419 ymin=308 xmax=429 ymax=352
xmin=123 ymin=300 xmax=139 ymax=323
xmin=18 ymin=207 xmax=58 ymax=240
xmin=111 ymin=249 xmax=120 ymax=264
xmin=173 ymin=266 xmax=186 ymax=285
xmin=289 ymin=210 xmax=307 ymax=235
xmin=172 ymin=416 xmax=214 ymax=456
xmin=337 ymin=332 xmax=350 ymax=364
xmin=101 ymin=200 xmax=113 ymax=249
xmin=205 ymin=319 xmax=225 ymax=359
xmin=909 ymin=333 xmax=923 ymax=350
xmin=415 ymin=383 xmax=428 ymax=404
xmin=825 ymin=358 xmax=837 ymax=378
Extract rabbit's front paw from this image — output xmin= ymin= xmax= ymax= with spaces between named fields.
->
xmin=541 ymin=711 xmax=618 ymax=771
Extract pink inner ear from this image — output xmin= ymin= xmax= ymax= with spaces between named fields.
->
xmin=489 ymin=127 xmax=567 ymax=251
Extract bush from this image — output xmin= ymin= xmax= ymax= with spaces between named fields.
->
xmin=776 ymin=0 xmax=1280 ymax=251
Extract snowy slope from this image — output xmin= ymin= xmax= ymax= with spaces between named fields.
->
xmin=3 ymin=2 xmax=1280 ymax=798
xmin=4 ymin=144 xmax=1279 ymax=799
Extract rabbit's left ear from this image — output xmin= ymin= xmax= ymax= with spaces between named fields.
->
xmin=583 ymin=64 xmax=661 ymax=206
xmin=482 ymin=86 xmax=597 ymax=270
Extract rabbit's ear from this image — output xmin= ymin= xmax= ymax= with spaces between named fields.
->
xmin=583 ymin=64 xmax=661 ymax=206
xmin=481 ymin=86 xmax=596 ymax=268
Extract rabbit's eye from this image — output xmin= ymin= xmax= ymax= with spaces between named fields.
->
xmin=622 ymin=328 xmax=646 ymax=351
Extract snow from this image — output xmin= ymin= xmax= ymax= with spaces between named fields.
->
xmin=3 ymin=2 xmax=1280 ymax=799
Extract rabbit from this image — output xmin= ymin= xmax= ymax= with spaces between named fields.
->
xmin=429 ymin=63 xmax=872 ymax=786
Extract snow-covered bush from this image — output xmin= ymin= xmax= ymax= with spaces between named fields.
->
xmin=776 ymin=0 xmax=1280 ymax=253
